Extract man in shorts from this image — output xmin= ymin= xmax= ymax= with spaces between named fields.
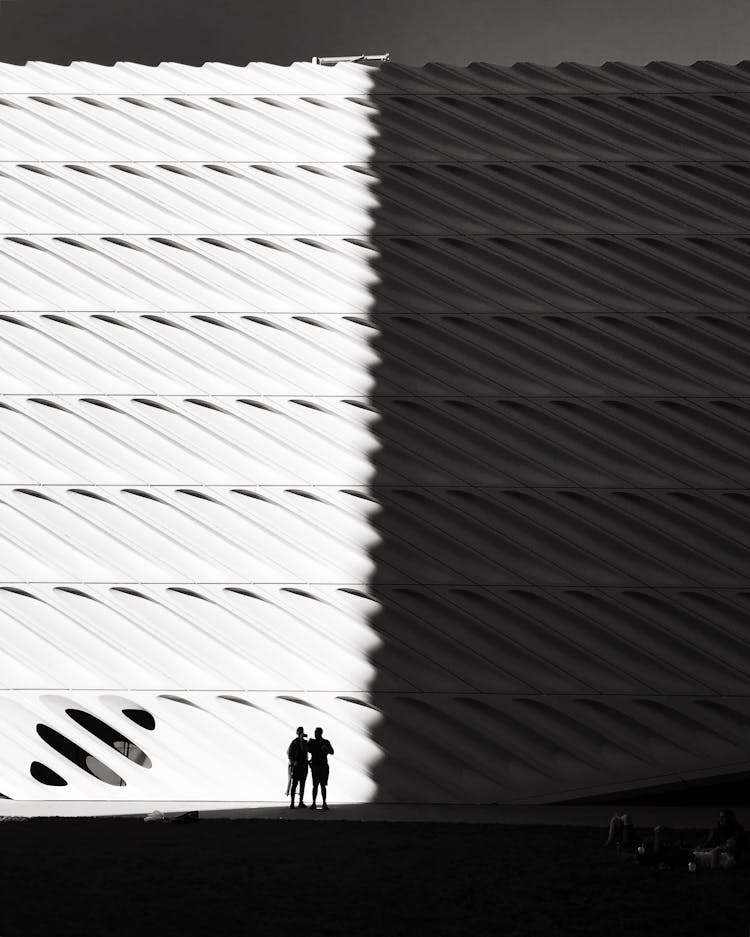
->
xmin=306 ymin=727 xmax=334 ymax=810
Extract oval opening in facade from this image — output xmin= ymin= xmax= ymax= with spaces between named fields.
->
xmin=36 ymin=724 xmax=125 ymax=786
xmin=65 ymin=709 xmax=152 ymax=768
xmin=30 ymin=761 xmax=67 ymax=786
xmin=122 ymin=709 xmax=156 ymax=731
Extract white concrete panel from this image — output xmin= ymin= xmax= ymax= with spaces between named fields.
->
xmin=0 ymin=59 xmax=385 ymax=804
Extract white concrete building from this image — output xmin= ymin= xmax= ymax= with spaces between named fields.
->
xmin=3 ymin=59 xmax=750 ymax=806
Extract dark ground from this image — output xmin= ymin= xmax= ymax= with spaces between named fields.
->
xmin=0 ymin=818 xmax=747 ymax=936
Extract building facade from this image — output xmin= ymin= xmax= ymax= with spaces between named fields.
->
xmin=1 ymin=59 xmax=750 ymax=803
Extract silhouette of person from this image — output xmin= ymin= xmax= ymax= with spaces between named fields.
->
xmin=286 ymin=726 xmax=309 ymax=809
xmin=306 ymin=726 xmax=334 ymax=810
xmin=604 ymin=812 xmax=638 ymax=853
xmin=694 ymin=808 xmax=745 ymax=869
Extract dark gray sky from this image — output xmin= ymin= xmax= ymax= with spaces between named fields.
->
xmin=0 ymin=0 xmax=748 ymax=66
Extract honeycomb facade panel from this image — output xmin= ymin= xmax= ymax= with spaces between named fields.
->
xmin=2 ymin=60 xmax=750 ymax=804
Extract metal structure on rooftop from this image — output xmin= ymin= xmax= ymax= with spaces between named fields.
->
xmin=311 ymin=53 xmax=390 ymax=66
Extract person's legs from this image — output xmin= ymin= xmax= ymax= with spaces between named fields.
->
xmin=605 ymin=813 xmax=623 ymax=847
xmin=310 ymin=770 xmax=319 ymax=807
xmin=297 ymin=768 xmax=307 ymax=807
xmin=321 ymin=766 xmax=329 ymax=808
xmin=718 ymin=851 xmax=736 ymax=870
xmin=621 ymin=815 xmax=637 ymax=852
xmin=653 ymin=825 xmax=668 ymax=857
xmin=604 ymin=813 xmax=630 ymax=846
xmin=290 ymin=778 xmax=298 ymax=808
xmin=693 ymin=848 xmax=722 ymax=869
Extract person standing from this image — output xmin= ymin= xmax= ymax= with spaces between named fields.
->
xmin=306 ymin=726 xmax=334 ymax=810
xmin=286 ymin=726 xmax=309 ymax=809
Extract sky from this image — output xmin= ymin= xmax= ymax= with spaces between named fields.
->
xmin=0 ymin=0 xmax=749 ymax=67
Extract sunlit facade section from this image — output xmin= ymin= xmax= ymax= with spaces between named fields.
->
xmin=0 ymin=61 xmax=384 ymax=801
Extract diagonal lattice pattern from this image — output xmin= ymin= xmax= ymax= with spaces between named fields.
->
xmin=2 ymin=61 xmax=750 ymax=803
xmin=362 ymin=61 xmax=750 ymax=803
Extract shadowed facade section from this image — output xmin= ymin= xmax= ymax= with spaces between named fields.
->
xmin=364 ymin=61 xmax=750 ymax=804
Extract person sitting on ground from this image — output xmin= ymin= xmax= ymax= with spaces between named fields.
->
xmin=692 ymin=809 xmax=744 ymax=870
xmin=604 ymin=812 xmax=639 ymax=853
xmin=640 ymin=825 xmax=694 ymax=869
xmin=605 ymin=814 xmax=692 ymax=868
